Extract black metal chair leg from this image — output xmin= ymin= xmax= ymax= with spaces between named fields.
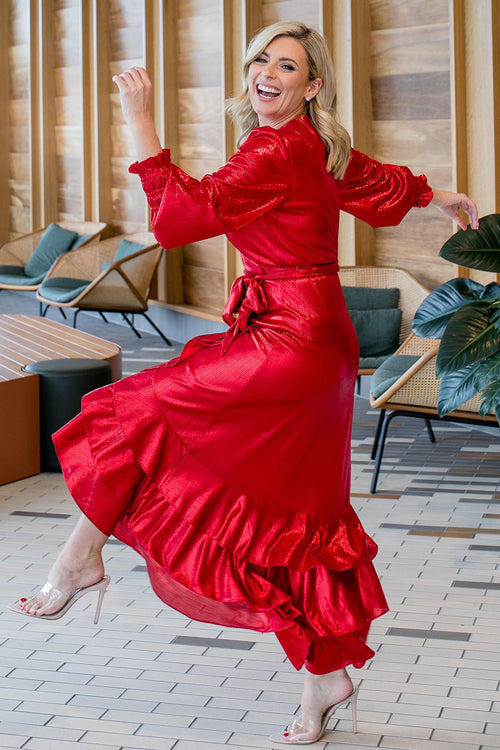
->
xmin=424 ymin=417 xmax=436 ymax=443
xmin=370 ymin=410 xmax=400 ymax=494
xmin=73 ymin=309 xmax=80 ymax=328
xmin=99 ymin=311 xmax=109 ymax=323
xmin=371 ymin=409 xmax=386 ymax=460
xmin=121 ymin=312 xmax=142 ymax=338
xmin=141 ymin=312 xmax=172 ymax=346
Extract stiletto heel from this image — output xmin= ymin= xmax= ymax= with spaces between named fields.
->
xmin=8 ymin=575 xmax=111 ymax=623
xmin=270 ymin=683 xmax=360 ymax=745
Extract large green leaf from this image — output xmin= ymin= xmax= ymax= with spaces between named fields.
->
xmin=479 ymin=379 xmax=500 ymax=422
xmin=412 ymin=277 xmax=486 ymax=338
xmin=436 ymin=300 xmax=500 ymax=376
xmin=437 ymin=363 xmax=482 ymax=416
xmin=439 ymin=213 xmax=500 ymax=272
xmin=472 ymin=350 xmax=500 ymax=390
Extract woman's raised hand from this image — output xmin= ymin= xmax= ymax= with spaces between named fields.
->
xmin=113 ymin=67 xmax=153 ymax=125
xmin=430 ymin=188 xmax=479 ymax=231
xmin=112 ymin=67 xmax=162 ymax=161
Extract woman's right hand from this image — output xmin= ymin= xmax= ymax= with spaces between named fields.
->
xmin=113 ymin=66 xmax=153 ymax=126
xmin=112 ymin=67 xmax=162 ymax=161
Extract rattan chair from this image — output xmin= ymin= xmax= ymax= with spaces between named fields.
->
xmin=36 ymin=232 xmax=171 ymax=345
xmin=0 ymin=221 xmax=107 ymax=291
xmin=368 ymin=333 xmax=498 ymax=492
xmin=338 ymin=266 xmax=430 ymax=379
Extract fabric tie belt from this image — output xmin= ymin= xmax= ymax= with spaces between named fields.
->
xmin=221 ymin=262 xmax=339 ymax=353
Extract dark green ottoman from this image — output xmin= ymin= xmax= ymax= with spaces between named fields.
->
xmin=25 ymin=358 xmax=112 ymax=471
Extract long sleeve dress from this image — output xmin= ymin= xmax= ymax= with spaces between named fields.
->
xmin=54 ymin=114 xmax=433 ymax=674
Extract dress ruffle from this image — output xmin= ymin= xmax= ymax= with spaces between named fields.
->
xmin=54 ymin=373 xmax=388 ymax=655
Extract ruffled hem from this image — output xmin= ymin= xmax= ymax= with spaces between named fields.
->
xmin=54 ymin=379 xmax=388 ymax=649
xmin=80 ymin=372 xmax=378 ymax=574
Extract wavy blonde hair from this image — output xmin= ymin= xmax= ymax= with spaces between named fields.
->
xmin=226 ymin=21 xmax=351 ymax=178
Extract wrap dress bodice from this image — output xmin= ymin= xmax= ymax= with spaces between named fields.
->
xmin=54 ymin=115 xmax=432 ymax=670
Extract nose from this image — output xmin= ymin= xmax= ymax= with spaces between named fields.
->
xmin=261 ymin=60 xmax=276 ymax=78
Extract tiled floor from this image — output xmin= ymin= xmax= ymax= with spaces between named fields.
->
xmin=1 ymin=291 xmax=500 ymax=749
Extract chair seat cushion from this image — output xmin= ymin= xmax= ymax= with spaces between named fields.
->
xmin=39 ymin=276 xmax=90 ymax=303
xmin=349 ymin=307 xmax=402 ymax=357
xmin=24 ymin=223 xmax=79 ymax=278
xmin=0 ymin=265 xmax=46 ymax=285
xmin=370 ymin=354 xmax=421 ymax=399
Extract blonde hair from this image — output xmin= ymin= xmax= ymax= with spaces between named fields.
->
xmin=226 ymin=21 xmax=351 ymax=178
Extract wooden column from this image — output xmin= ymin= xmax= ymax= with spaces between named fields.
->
xmin=322 ymin=0 xmax=374 ymax=267
xmin=451 ymin=0 xmax=500 ymax=283
xmin=0 ymin=4 xmax=9 ymax=238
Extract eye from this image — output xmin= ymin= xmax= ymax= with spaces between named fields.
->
xmin=253 ymin=56 xmax=268 ymax=64
xmin=281 ymin=64 xmax=295 ymax=71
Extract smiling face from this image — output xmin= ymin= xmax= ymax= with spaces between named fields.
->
xmin=248 ymin=36 xmax=322 ymax=129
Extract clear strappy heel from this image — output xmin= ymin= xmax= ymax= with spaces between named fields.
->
xmin=8 ymin=575 xmax=110 ymax=624
xmin=269 ymin=683 xmax=359 ymax=745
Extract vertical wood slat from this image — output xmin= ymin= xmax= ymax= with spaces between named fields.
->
xmin=29 ymin=0 xmax=41 ymax=229
xmin=92 ymin=0 xmax=112 ymax=223
xmin=0 ymin=4 xmax=9 ymax=238
xmin=222 ymin=0 xmax=247 ymax=295
xmin=322 ymin=0 xmax=374 ymax=267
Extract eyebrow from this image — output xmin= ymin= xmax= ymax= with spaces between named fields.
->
xmin=260 ymin=52 xmax=299 ymax=65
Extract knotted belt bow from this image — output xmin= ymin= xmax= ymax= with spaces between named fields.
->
xmin=221 ymin=262 xmax=338 ymax=353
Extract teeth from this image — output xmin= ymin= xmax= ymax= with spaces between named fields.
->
xmin=258 ymin=84 xmax=280 ymax=95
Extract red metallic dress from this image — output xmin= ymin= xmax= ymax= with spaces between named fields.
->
xmin=54 ymin=115 xmax=432 ymax=673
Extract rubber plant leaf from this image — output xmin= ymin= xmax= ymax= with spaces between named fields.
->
xmin=412 ymin=277 xmax=486 ymax=338
xmin=479 ymin=379 xmax=500 ymax=421
xmin=439 ymin=213 xmax=500 ymax=273
xmin=436 ymin=300 xmax=500 ymax=377
xmin=437 ymin=363 xmax=482 ymax=416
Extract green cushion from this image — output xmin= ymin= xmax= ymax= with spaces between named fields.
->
xmin=349 ymin=308 xmax=402 ymax=357
xmin=24 ymin=223 xmax=79 ymax=278
xmin=101 ymin=239 xmax=147 ymax=272
xmin=39 ymin=276 xmax=90 ymax=302
xmin=343 ymin=286 xmax=400 ymax=310
xmin=370 ymin=354 xmax=420 ymax=399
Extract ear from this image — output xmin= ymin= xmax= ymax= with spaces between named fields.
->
xmin=306 ymin=77 xmax=322 ymax=101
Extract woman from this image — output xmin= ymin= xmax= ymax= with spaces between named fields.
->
xmin=9 ymin=22 xmax=477 ymax=745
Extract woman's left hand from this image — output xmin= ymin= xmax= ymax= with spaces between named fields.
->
xmin=430 ymin=188 xmax=479 ymax=231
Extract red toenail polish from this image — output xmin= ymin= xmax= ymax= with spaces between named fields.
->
xmin=20 ymin=598 xmax=27 ymax=602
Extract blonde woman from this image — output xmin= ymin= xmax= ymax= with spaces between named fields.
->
xmin=10 ymin=22 xmax=477 ymax=744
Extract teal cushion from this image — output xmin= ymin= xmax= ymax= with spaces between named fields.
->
xmin=370 ymin=354 xmax=421 ymax=399
xmin=70 ymin=234 xmax=92 ymax=249
xmin=0 ymin=265 xmax=46 ymax=285
xmin=39 ymin=276 xmax=90 ymax=302
xmin=101 ymin=239 xmax=147 ymax=273
xmin=24 ymin=223 xmax=79 ymax=278
xmin=343 ymin=286 xmax=400 ymax=310
xmin=349 ymin=308 xmax=402 ymax=357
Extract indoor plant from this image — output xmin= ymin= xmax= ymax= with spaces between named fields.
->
xmin=412 ymin=213 xmax=500 ymax=422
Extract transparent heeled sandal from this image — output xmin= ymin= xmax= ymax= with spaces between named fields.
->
xmin=8 ymin=575 xmax=110 ymax=624
xmin=269 ymin=683 xmax=359 ymax=745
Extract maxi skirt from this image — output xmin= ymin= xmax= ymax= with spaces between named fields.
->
xmin=54 ymin=270 xmax=388 ymax=672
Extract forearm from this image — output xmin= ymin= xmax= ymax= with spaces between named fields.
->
xmin=127 ymin=114 xmax=162 ymax=162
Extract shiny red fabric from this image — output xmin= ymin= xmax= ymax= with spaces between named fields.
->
xmin=54 ymin=116 xmax=432 ymax=672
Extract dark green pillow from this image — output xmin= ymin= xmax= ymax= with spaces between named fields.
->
xmin=24 ymin=223 xmax=78 ymax=278
xmin=349 ymin=308 xmax=402 ymax=357
xmin=343 ymin=286 xmax=400 ymax=310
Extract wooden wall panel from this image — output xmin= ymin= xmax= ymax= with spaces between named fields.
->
xmin=369 ymin=0 xmax=456 ymax=289
xmin=2 ymin=0 xmax=498 ymax=317
xmin=8 ymin=0 xmax=30 ymax=237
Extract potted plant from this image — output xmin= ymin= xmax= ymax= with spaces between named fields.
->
xmin=412 ymin=213 xmax=500 ymax=422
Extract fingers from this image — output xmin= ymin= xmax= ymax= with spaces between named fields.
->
xmin=112 ymin=66 xmax=151 ymax=90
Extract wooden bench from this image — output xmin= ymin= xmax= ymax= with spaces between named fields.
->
xmin=0 ymin=314 xmax=122 ymax=485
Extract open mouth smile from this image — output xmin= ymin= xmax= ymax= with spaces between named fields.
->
xmin=256 ymin=84 xmax=281 ymax=98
